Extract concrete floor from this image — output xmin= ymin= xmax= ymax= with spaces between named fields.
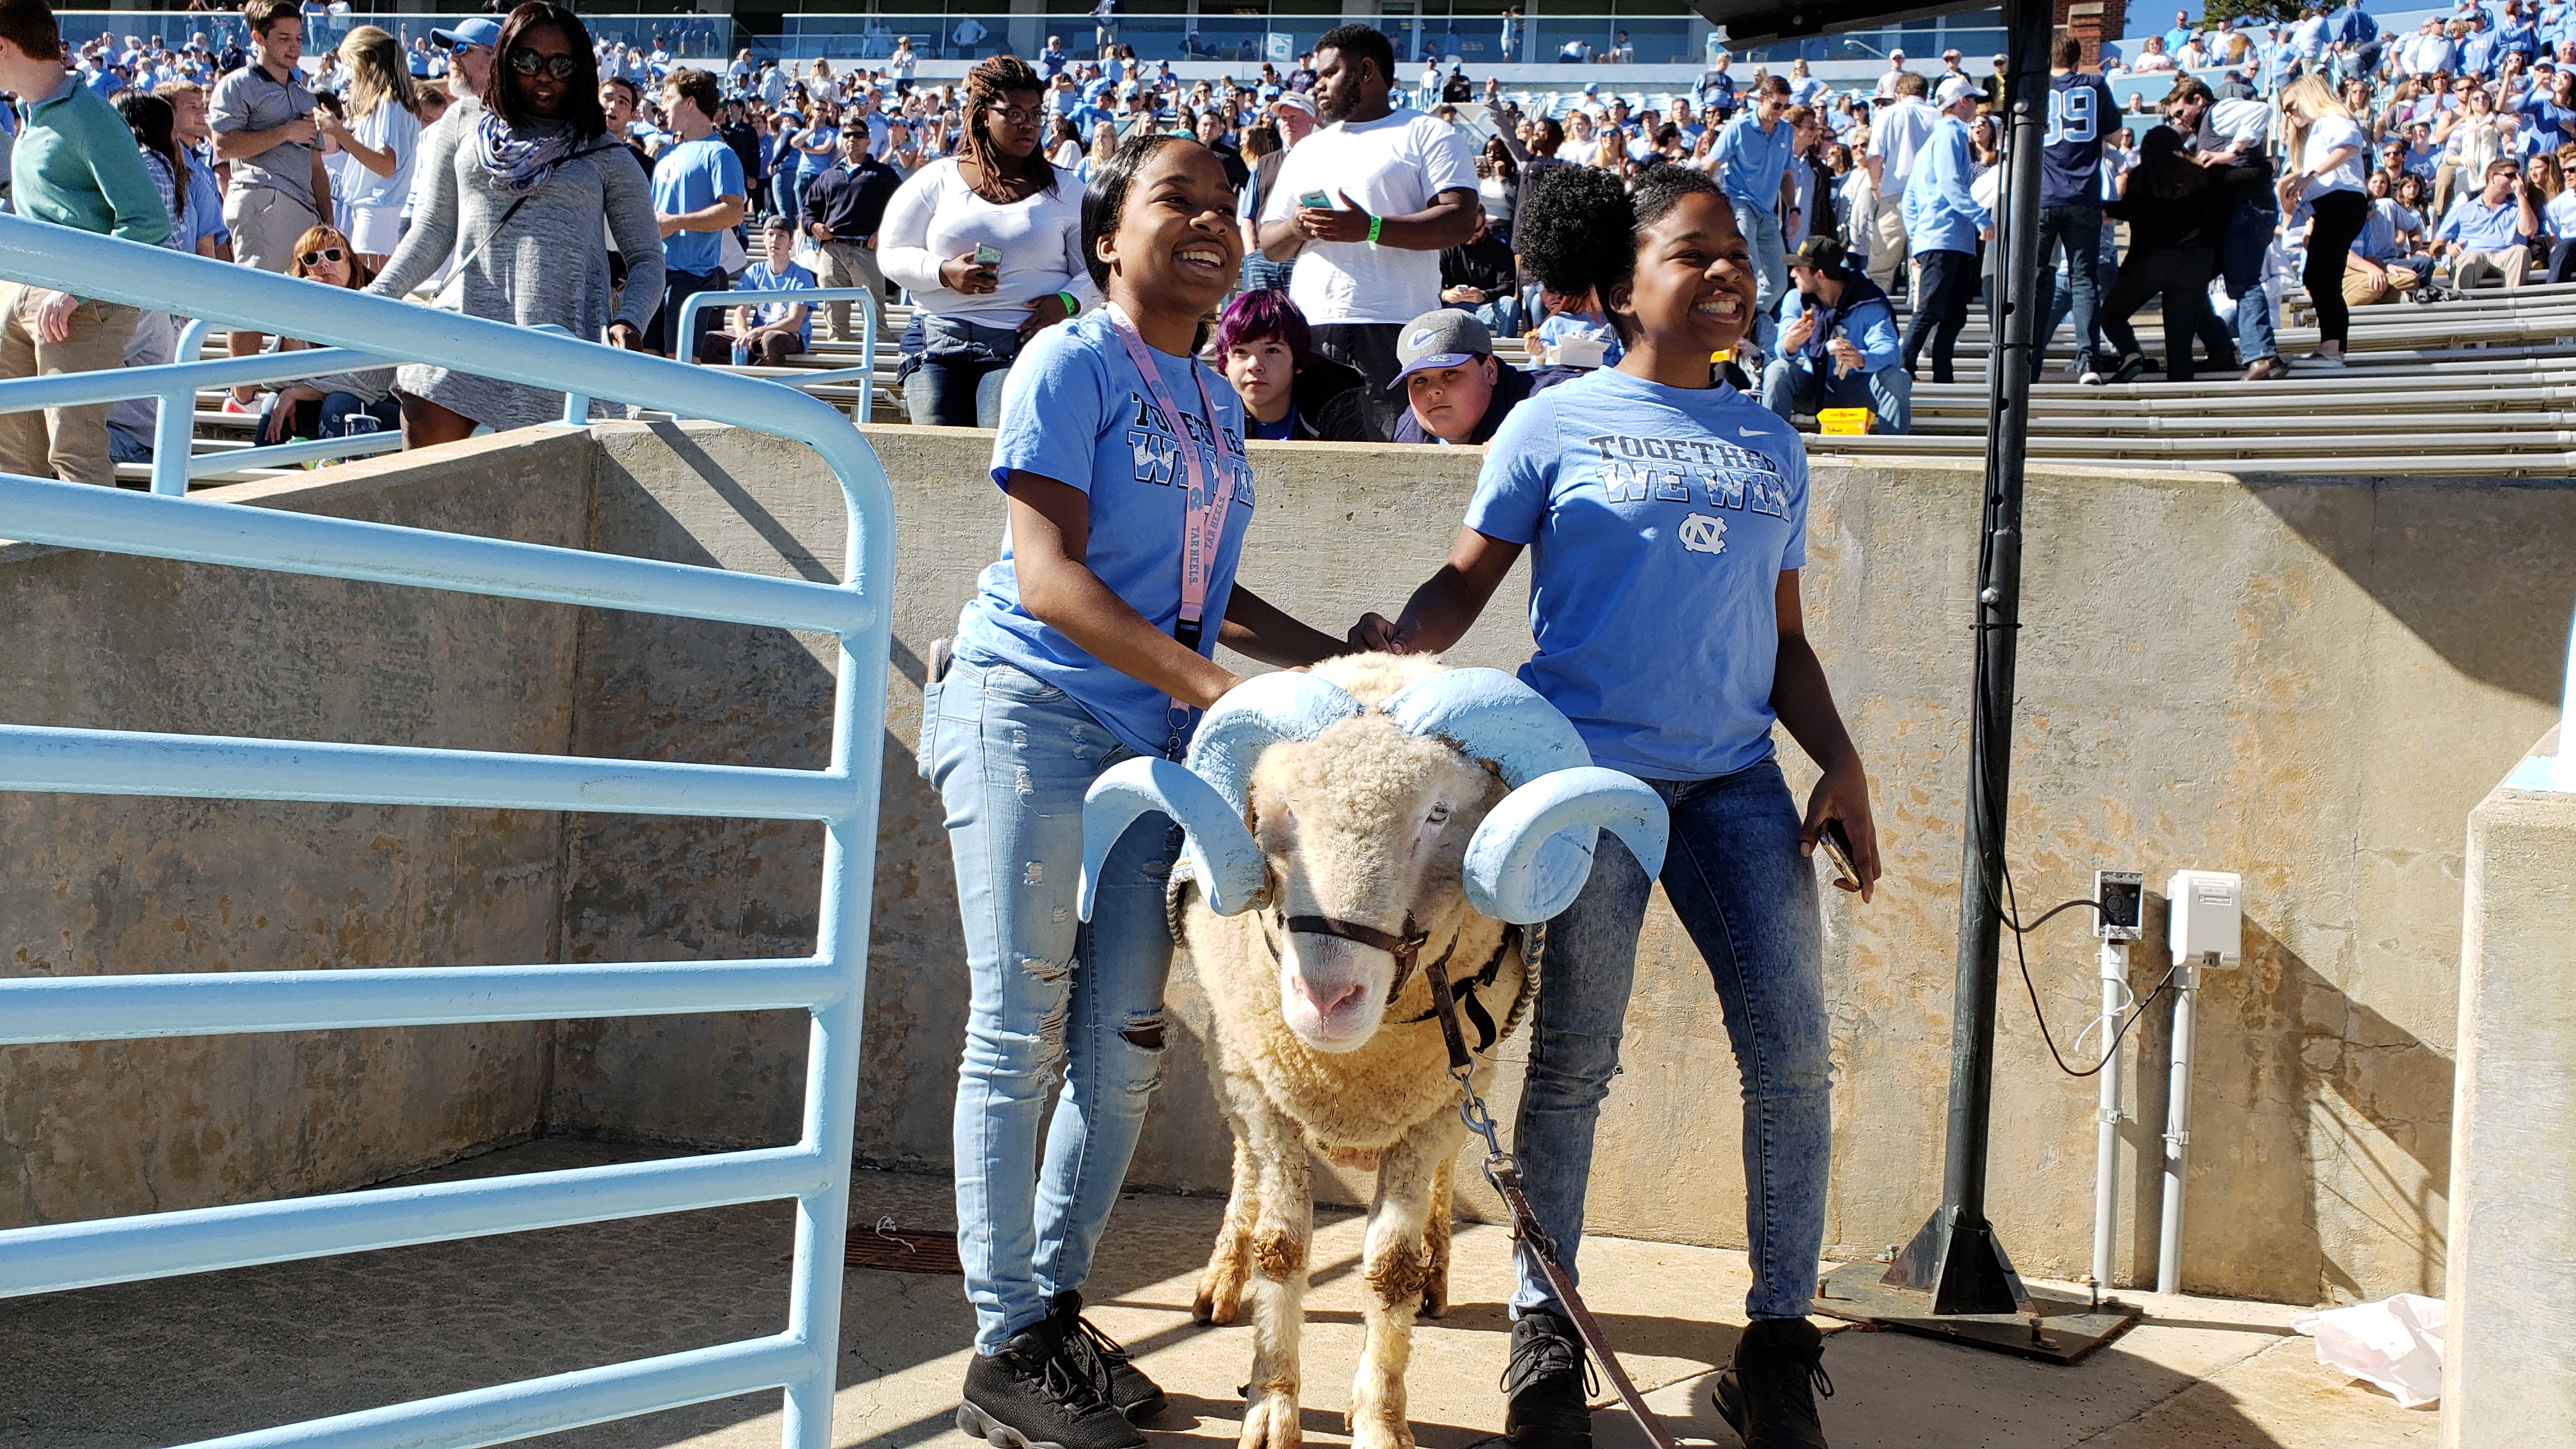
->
xmin=0 ymin=1140 xmax=2435 ymax=1449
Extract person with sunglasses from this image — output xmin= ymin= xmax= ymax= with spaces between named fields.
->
xmin=367 ymin=1 xmax=657 ymax=445
xmin=879 ymin=54 xmax=1096 ymax=427
xmin=253 ymin=224 xmax=402 ymax=444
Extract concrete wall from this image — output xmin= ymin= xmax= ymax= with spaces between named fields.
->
xmin=7 ymin=420 xmax=2570 ymax=1310
xmin=2441 ymin=733 xmax=2576 ymax=1446
xmin=0 ymin=433 xmax=592 ymax=1227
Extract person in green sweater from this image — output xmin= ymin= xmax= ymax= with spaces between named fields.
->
xmin=0 ymin=0 xmax=172 ymax=486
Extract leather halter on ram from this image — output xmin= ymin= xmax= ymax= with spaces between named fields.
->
xmin=1077 ymin=667 xmax=1669 ymax=965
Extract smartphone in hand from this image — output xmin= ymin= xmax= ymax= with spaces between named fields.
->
xmin=1817 ymin=818 xmax=1860 ymax=889
xmin=1298 ymin=189 xmax=1333 ymax=209
xmin=972 ymin=241 xmax=1002 ymax=267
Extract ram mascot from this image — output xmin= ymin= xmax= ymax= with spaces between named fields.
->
xmin=1078 ymin=654 xmax=1669 ymax=1449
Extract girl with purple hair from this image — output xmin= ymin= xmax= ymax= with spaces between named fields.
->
xmin=1211 ymin=288 xmax=1374 ymax=441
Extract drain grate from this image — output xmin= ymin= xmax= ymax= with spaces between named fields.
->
xmin=846 ymin=1216 xmax=963 ymax=1274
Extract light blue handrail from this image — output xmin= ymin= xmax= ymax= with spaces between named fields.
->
xmin=12 ymin=313 xmax=404 ymax=491
xmin=0 ymin=215 xmax=894 ymax=1449
xmin=677 ymin=284 xmax=880 ymax=374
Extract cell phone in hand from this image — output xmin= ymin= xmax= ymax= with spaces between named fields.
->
xmin=972 ymin=241 xmax=1002 ymax=267
xmin=1298 ymin=189 xmax=1332 ymax=209
xmin=1817 ymin=818 xmax=1860 ymax=889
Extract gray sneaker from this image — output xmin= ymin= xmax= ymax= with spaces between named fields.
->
xmin=958 ymin=1324 xmax=1146 ymax=1449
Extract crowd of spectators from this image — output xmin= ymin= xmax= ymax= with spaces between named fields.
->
xmin=0 ymin=0 xmax=2572 ymax=482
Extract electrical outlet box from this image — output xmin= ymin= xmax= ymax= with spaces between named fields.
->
xmin=2167 ymin=870 xmax=2242 ymax=968
xmin=2094 ymin=870 xmax=2143 ymax=942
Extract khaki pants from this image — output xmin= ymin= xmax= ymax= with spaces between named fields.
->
xmin=2342 ymin=263 xmax=2422 ymax=306
xmin=224 ymin=183 xmax=321 ymax=274
xmin=2451 ymin=246 xmax=2531 ymax=289
xmin=0 ymin=284 xmax=141 ymax=486
xmin=1867 ymin=196 xmax=1910 ymax=291
xmin=812 ymin=239 xmax=887 ymax=344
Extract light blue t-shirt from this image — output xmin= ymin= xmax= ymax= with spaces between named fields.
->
xmin=958 ymin=311 xmax=1260 ymax=757
xmin=797 ymin=124 xmax=840 ymax=176
xmin=652 ymin=136 xmax=746 ymax=275
xmin=736 ymin=259 xmax=818 ymax=342
xmin=1535 ymin=310 xmax=1623 ymax=367
xmin=2437 ymin=192 xmax=2532 ymax=248
xmin=1464 ymin=366 xmax=1809 ymax=781
xmin=1714 ymin=109 xmax=1791 ymax=208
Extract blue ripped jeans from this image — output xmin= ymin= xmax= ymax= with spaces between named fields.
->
xmin=1508 ymin=757 xmax=1831 ymax=1323
xmin=926 ymin=656 xmax=1181 ymax=1352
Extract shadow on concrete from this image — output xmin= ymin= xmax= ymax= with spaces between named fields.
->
xmin=2242 ymin=475 xmax=2576 ymax=707
xmin=0 ymin=1142 xmax=1199 ymax=1448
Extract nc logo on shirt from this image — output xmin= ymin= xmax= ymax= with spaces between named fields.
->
xmin=1126 ymin=390 xmax=1254 ymax=503
xmin=1677 ymin=514 xmax=1728 ymax=555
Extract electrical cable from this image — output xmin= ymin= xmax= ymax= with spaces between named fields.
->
xmin=2000 ymin=867 xmax=2180 ymax=1079
xmin=1959 ymin=422 xmax=2179 ymax=1080
xmin=1956 ymin=294 xmax=2177 ymax=1079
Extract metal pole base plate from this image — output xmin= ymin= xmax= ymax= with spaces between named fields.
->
xmin=1813 ymin=1261 xmax=2147 ymax=1365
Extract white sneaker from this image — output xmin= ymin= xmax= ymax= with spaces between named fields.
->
xmin=2078 ymin=367 xmax=2104 ymax=385
xmin=2300 ymin=352 xmax=2349 ymax=370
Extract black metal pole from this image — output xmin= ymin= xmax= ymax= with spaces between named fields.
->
xmin=1883 ymin=0 xmax=2052 ymax=1318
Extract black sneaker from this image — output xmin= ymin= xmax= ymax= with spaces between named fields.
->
xmin=1711 ymin=1319 xmax=1833 ymax=1449
xmin=1050 ymin=1290 xmax=1169 ymax=1422
xmin=958 ymin=1324 xmax=1146 ymax=1449
xmin=1503 ymin=1310 xmax=1596 ymax=1449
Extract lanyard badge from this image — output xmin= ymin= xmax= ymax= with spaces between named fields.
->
xmin=1102 ymin=303 xmax=1237 ymax=760
xmin=1102 ymin=303 xmax=1236 ymax=654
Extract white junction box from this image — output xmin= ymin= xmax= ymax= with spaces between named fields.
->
xmin=2166 ymin=870 xmax=2243 ymax=967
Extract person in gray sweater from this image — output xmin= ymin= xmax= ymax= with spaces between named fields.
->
xmin=365 ymin=1 xmax=657 ymax=442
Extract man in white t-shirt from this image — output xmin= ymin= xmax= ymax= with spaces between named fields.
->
xmin=1874 ymin=49 xmax=1911 ymax=97
xmin=1863 ymin=70 xmax=1938 ymax=289
xmin=1257 ymin=22 xmax=1478 ymax=438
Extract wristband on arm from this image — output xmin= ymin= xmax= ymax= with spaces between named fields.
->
xmin=1367 ymin=213 xmax=1383 ymax=243
xmin=1057 ymin=290 xmax=1080 ymax=315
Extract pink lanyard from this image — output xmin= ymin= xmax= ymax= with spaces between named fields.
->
xmin=1103 ymin=303 xmax=1236 ymax=656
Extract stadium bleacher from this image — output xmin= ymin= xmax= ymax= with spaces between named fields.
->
xmin=156 ymin=274 xmax=2576 ymax=482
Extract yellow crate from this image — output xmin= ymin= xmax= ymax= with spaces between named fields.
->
xmin=1818 ymin=407 xmax=1875 ymax=435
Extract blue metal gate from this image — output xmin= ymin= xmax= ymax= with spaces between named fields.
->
xmin=0 ymin=218 xmax=894 ymax=1449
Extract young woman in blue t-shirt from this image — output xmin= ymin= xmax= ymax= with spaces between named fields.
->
xmin=1354 ymin=164 xmax=1883 ymax=1449
xmin=927 ymin=131 xmax=1344 ymax=1449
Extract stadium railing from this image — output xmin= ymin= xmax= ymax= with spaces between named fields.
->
xmin=678 ymin=286 xmax=882 ymax=395
xmin=0 ymin=214 xmax=896 ymax=1449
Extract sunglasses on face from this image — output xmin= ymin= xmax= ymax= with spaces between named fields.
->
xmin=507 ymin=47 xmax=578 ymax=79
xmin=298 ymin=245 xmax=346 ymax=266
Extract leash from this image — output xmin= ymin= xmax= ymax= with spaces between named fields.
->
xmin=1423 ymin=943 xmax=1687 ymax=1449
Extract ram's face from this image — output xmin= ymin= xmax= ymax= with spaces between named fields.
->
xmin=1248 ymin=715 xmax=1505 ymax=1052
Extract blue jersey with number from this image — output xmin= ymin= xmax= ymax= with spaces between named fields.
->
xmin=2042 ymin=72 xmax=2117 ymax=208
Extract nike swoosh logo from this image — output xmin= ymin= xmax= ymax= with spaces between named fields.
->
xmin=1740 ymin=426 xmax=1767 ymax=437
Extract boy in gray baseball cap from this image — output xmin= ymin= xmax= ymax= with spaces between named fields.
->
xmin=1387 ymin=308 xmax=1574 ymax=445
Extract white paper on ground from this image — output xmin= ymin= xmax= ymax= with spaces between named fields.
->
xmin=2290 ymin=1292 xmax=2446 ymax=1407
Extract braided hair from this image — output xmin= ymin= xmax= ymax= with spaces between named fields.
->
xmin=1513 ymin=162 xmax=1724 ymax=344
xmin=959 ymin=54 xmax=1057 ymax=197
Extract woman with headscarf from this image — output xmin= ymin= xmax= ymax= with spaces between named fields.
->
xmin=367 ymin=0 xmax=658 ymax=443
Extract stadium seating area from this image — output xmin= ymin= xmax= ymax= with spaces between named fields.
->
xmin=146 ymin=272 xmax=2573 ymax=485
xmin=1834 ymin=279 xmax=2576 ymax=475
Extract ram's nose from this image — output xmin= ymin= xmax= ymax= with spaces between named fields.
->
xmin=1303 ymin=977 xmax=1367 ymax=1016
xmin=1277 ymin=936 xmax=1388 ymax=1051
